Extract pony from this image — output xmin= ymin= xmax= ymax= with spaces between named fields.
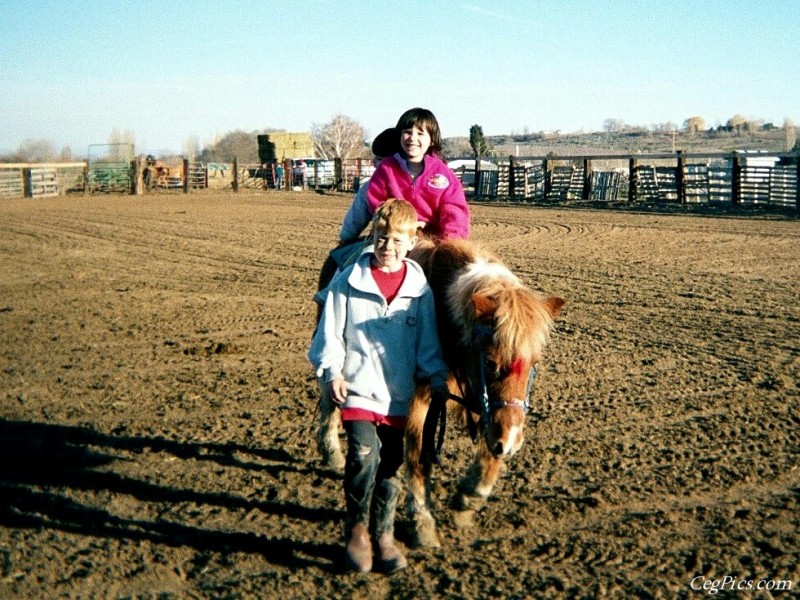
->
xmin=402 ymin=238 xmax=563 ymax=546
xmin=314 ymin=237 xmax=563 ymax=547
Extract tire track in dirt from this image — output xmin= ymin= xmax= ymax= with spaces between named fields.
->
xmin=1 ymin=212 xmax=323 ymax=289
xmin=1 ymin=193 xmax=798 ymax=599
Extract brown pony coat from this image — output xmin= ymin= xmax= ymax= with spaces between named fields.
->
xmin=403 ymin=238 xmax=563 ymax=547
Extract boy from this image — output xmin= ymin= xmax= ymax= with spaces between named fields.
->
xmin=308 ymin=199 xmax=449 ymax=573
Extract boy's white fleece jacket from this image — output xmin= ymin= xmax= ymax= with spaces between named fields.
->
xmin=308 ymin=251 xmax=448 ymax=417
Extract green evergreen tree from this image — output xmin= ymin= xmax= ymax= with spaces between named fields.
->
xmin=469 ymin=125 xmax=492 ymax=158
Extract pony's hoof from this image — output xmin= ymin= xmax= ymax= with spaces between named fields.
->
xmin=410 ymin=519 xmax=441 ymax=548
xmin=453 ymin=492 xmax=486 ymax=512
xmin=453 ymin=509 xmax=475 ymax=529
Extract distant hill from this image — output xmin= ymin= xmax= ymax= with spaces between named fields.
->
xmin=444 ymin=128 xmax=796 ymax=158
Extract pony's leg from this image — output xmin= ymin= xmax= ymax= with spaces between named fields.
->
xmin=404 ymin=388 xmax=441 ymax=548
xmin=315 ymin=379 xmax=345 ymax=470
xmin=453 ymin=439 xmax=504 ymax=517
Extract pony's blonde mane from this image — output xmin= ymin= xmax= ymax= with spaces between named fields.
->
xmin=447 ymin=249 xmax=556 ymax=365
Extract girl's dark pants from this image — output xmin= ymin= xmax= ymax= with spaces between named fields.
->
xmin=343 ymin=420 xmax=404 ymax=536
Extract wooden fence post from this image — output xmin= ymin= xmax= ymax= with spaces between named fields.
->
xmin=232 ymin=158 xmax=239 ymax=192
xmin=133 ymin=157 xmax=143 ymax=195
xmin=129 ymin=160 xmax=136 ymax=195
xmin=508 ymin=155 xmax=516 ymax=199
xmin=628 ymin=159 xmax=637 ymax=202
xmin=731 ymin=155 xmax=741 ymax=205
xmin=22 ymin=168 xmax=33 ymax=198
xmin=543 ymin=159 xmax=551 ymax=199
xmin=676 ymin=151 xmax=686 ymax=204
xmin=183 ymin=159 xmax=190 ymax=194
xmin=334 ymin=158 xmax=342 ymax=191
xmin=474 ymin=154 xmax=482 ymax=200
xmin=83 ymin=162 xmax=90 ymax=196
xmin=583 ymin=158 xmax=592 ymax=200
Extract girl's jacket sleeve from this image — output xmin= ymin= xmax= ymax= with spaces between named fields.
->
xmin=365 ymin=161 xmax=392 ymax=214
xmin=437 ymin=169 xmax=470 ymax=239
xmin=339 ymin=183 xmax=372 ymax=242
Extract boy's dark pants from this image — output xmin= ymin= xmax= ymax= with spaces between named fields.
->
xmin=343 ymin=420 xmax=404 ymax=537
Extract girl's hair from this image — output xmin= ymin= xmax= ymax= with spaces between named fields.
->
xmin=372 ymin=198 xmax=419 ymax=235
xmin=395 ymin=107 xmax=442 ymax=155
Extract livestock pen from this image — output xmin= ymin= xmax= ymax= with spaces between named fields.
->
xmin=2 ymin=151 xmax=798 ymax=209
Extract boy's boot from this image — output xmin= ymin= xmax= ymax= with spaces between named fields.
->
xmin=372 ymin=480 xmax=407 ymax=573
xmin=344 ymin=522 xmax=372 ymax=573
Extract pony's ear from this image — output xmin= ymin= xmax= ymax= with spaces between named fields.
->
xmin=544 ymin=297 xmax=565 ymax=318
xmin=471 ymin=293 xmax=497 ymax=319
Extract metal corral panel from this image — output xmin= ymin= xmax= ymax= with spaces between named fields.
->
xmin=708 ymin=160 xmax=733 ymax=203
xmin=89 ymin=162 xmax=131 ymax=193
xmin=740 ymin=165 xmax=772 ymax=204
xmin=0 ymin=168 xmax=23 ymax=198
xmin=684 ymin=164 xmax=710 ymax=203
xmin=591 ymin=171 xmax=622 ymax=201
xmin=28 ymin=168 xmax=59 ymax=198
xmin=304 ymin=160 xmax=336 ymax=187
xmin=769 ymin=165 xmax=798 ymax=206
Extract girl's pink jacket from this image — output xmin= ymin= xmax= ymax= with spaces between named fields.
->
xmin=366 ymin=153 xmax=470 ymax=240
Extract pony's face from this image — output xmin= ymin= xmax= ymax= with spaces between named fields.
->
xmin=469 ymin=291 xmax=564 ymax=458
xmin=481 ymin=354 xmax=535 ymax=457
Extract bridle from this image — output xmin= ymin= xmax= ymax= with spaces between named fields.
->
xmin=467 ymin=323 xmax=538 ymax=433
xmin=423 ymin=321 xmax=539 ymax=464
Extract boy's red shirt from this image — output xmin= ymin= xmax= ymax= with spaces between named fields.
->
xmin=340 ymin=262 xmax=409 ymax=429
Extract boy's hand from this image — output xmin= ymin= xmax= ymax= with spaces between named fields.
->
xmin=430 ymin=385 xmax=449 ymax=405
xmin=328 ymin=378 xmax=348 ymax=404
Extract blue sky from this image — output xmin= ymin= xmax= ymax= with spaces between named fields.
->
xmin=1 ymin=0 xmax=797 ymax=156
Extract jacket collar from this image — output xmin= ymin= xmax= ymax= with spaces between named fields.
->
xmin=348 ymin=247 xmax=428 ymax=299
xmin=393 ymin=152 xmax=431 ymax=178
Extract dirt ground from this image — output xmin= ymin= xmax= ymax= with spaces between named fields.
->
xmin=0 ymin=190 xmax=798 ymax=599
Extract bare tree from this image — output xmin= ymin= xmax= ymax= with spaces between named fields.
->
xmin=15 ymin=138 xmax=57 ymax=162
xmin=603 ymin=118 xmax=626 ymax=133
xmin=311 ymin=114 xmax=366 ymax=160
xmin=683 ymin=116 xmax=706 ymax=135
xmin=198 ymin=130 xmax=260 ymax=163
xmin=726 ymin=114 xmax=748 ymax=133
xmin=184 ymin=135 xmax=200 ymax=161
xmin=106 ymin=129 xmax=135 ymax=159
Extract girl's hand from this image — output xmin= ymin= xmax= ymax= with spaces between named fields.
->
xmin=328 ymin=378 xmax=348 ymax=404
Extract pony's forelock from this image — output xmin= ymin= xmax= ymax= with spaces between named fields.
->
xmin=492 ymin=287 xmax=556 ymax=364
xmin=447 ymin=255 xmax=555 ymax=364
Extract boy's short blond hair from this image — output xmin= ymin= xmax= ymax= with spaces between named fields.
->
xmin=372 ymin=198 xmax=418 ymax=236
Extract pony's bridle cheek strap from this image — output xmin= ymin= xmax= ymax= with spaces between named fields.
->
xmin=469 ymin=323 xmax=539 ymax=427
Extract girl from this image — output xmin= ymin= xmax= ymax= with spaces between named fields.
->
xmin=339 ymin=107 xmax=470 ymax=242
